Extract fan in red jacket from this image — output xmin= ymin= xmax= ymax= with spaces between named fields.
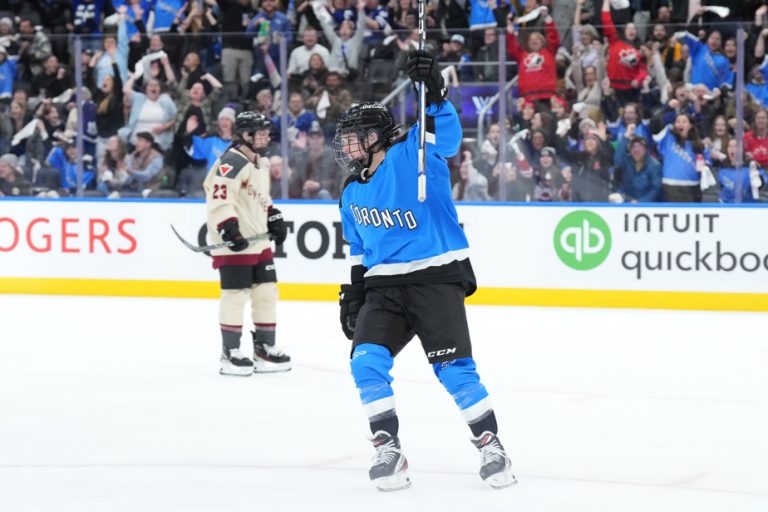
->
xmin=506 ymin=7 xmax=561 ymax=104
xmin=744 ymin=109 xmax=768 ymax=168
xmin=601 ymin=0 xmax=647 ymax=105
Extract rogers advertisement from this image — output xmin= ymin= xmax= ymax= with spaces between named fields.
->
xmin=1 ymin=200 xmax=767 ymax=298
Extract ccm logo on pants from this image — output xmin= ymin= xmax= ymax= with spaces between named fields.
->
xmin=427 ymin=348 xmax=457 ymax=358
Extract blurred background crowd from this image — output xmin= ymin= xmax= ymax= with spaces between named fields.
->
xmin=1 ymin=0 xmax=768 ymax=203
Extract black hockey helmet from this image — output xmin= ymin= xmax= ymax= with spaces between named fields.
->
xmin=333 ymin=102 xmax=399 ymax=176
xmin=234 ymin=110 xmax=272 ymax=154
xmin=234 ymin=110 xmax=272 ymax=135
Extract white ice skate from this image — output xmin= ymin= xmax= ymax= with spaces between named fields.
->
xmin=252 ymin=342 xmax=292 ymax=373
xmin=471 ymin=431 xmax=517 ymax=489
xmin=368 ymin=431 xmax=412 ymax=492
xmin=219 ymin=347 xmax=253 ymax=376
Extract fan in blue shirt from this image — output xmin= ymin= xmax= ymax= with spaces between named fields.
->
xmin=715 ymin=139 xmax=767 ymax=203
xmin=676 ymin=31 xmax=733 ymax=91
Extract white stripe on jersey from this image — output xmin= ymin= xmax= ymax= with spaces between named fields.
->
xmin=364 ymin=248 xmax=471 ymax=278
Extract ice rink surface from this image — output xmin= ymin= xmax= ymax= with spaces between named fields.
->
xmin=1 ymin=294 xmax=767 ymax=512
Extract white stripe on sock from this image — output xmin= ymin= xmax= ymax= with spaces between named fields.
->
xmin=462 ymin=396 xmax=492 ymax=423
xmin=364 ymin=395 xmax=396 ymax=419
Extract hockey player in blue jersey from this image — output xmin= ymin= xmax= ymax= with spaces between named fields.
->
xmin=334 ymin=50 xmax=516 ymax=492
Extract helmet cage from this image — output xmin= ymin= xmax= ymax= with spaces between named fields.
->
xmin=332 ymin=103 xmax=399 ymax=176
xmin=333 ymin=127 xmax=382 ymax=176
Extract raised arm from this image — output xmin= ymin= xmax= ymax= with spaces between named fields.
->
xmin=202 ymin=72 xmax=223 ymax=90
xmin=572 ymin=0 xmax=585 ymax=48
xmin=505 ymin=14 xmax=524 ymax=62
xmin=117 ymin=9 xmax=129 ymax=77
xmin=572 ymin=53 xmax=584 ymax=89
xmin=123 ymin=70 xmax=137 ymax=100
xmin=756 ymin=27 xmax=768 ymax=60
xmin=648 ymin=43 xmax=669 ymax=98
xmin=542 ymin=8 xmax=560 ymax=50
xmin=315 ymin=3 xmax=340 ymax=46
xmin=406 ymin=51 xmax=461 ymax=160
xmin=595 ymin=41 xmax=606 ymax=84
xmin=600 ymin=0 xmax=618 ymax=44
xmin=574 ymin=0 xmax=584 ymax=27
xmin=161 ymin=54 xmax=176 ymax=85
xmin=613 ymin=132 xmax=631 ymax=169
xmin=675 ymin=31 xmax=703 ymax=57
xmin=417 ymin=101 xmax=462 ymax=159
xmin=352 ymin=1 xmax=367 ymax=46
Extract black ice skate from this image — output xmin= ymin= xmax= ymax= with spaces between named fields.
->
xmin=252 ymin=342 xmax=292 ymax=373
xmin=471 ymin=431 xmax=517 ymax=489
xmin=368 ymin=431 xmax=411 ymax=492
xmin=219 ymin=347 xmax=253 ymax=376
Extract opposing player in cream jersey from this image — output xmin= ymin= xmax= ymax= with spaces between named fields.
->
xmin=204 ymin=111 xmax=291 ymax=375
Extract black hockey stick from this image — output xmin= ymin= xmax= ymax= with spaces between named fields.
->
xmin=170 ymin=224 xmax=270 ymax=253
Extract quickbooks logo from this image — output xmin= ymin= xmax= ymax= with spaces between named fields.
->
xmin=554 ymin=211 xmax=612 ymax=270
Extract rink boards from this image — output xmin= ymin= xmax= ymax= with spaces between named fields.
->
xmin=0 ymin=199 xmax=767 ymax=311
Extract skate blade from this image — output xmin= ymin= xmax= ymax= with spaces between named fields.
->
xmin=219 ymin=369 xmax=253 ymax=376
xmin=253 ymin=359 xmax=292 ymax=373
xmin=373 ymin=471 xmax=412 ymax=492
xmin=219 ymin=363 xmax=253 ymax=376
xmin=485 ymin=465 xmax=517 ymax=489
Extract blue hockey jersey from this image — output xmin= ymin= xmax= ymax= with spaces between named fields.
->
xmin=152 ymin=0 xmax=185 ymax=32
xmin=653 ymin=126 xmax=711 ymax=185
xmin=72 ymin=0 xmax=106 ymax=35
xmin=682 ymin=33 xmax=733 ymax=90
xmin=340 ymin=101 xmax=476 ymax=293
xmin=717 ymin=166 xmax=767 ymax=203
xmin=47 ymin=147 xmax=95 ymax=191
xmin=0 ymin=57 xmax=17 ymax=100
xmin=111 ymin=0 xmax=151 ymax=37
xmin=188 ymin=135 xmax=232 ymax=171
xmin=468 ymin=0 xmax=498 ymax=30
xmin=747 ymin=57 xmax=768 ymax=108
xmin=608 ymin=120 xmax=652 ymax=147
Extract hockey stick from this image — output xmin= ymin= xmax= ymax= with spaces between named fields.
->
xmin=417 ymin=0 xmax=427 ymax=203
xmin=170 ymin=224 xmax=270 ymax=253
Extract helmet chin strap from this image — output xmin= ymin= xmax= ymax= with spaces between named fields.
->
xmin=357 ymin=133 xmax=382 ymax=181
xmin=359 ymin=150 xmax=376 ymax=181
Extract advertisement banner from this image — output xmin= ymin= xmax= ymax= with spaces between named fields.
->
xmin=0 ymin=200 xmax=349 ymax=283
xmin=459 ymin=205 xmax=768 ymax=294
xmin=1 ymin=200 xmax=767 ymax=309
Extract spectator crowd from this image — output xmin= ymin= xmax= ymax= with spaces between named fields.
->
xmin=0 ymin=0 xmax=767 ymax=203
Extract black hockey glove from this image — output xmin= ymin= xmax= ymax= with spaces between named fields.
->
xmin=339 ymin=283 xmax=365 ymax=340
xmin=218 ymin=218 xmax=249 ymax=252
xmin=267 ymin=206 xmax=287 ymax=245
xmin=406 ymin=50 xmax=446 ymax=106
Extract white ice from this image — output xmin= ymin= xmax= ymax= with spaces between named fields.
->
xmin=1 ymin=295 xmax=767 ymax=512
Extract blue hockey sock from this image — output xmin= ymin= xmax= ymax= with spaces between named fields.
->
xmin=351 ymin=343 xmax=399 ymax=436
xmin=433 ymin=357 xmax=497 ymax=435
